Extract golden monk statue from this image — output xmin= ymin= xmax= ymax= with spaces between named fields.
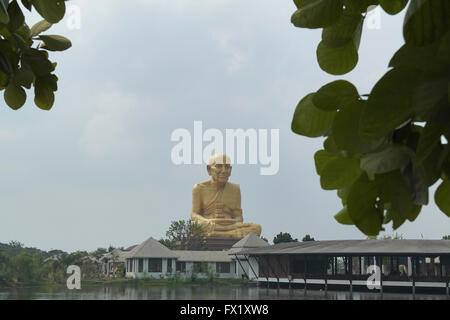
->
xmin=191 ymin=154 xmax=262 ymax=238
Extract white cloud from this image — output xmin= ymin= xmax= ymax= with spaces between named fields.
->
xmin=78 ymin=84 xmax=149 ymax=160
xmin=211 ymin=30 xmax=249 ymax=74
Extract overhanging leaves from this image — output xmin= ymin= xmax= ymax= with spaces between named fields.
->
xmin=31 ymin=0 xmax=66 ymax=24
xmin=435 ymin=179 xmax=450 ymax=217
xmin=361 ymin=68 xmax=419 ymax=140
xmin=291 ymin=0 xmax=343 ymax=29
xmin=39 ymin=34 xmax=72 ymax=51
xmin=347 ymin=174 xmax=384 ymax=236
xmin=379 ymin=0 xmax=408 ymax=15
xmin=316 ymin=40 xmax=358 ymax=75
xmin=313 ymin=80 xmax=359 ymax=111
xmin=291 ymin=93 xmax=335 ymax=137
xmin=360 ymin=145 xmax=413 ymax=175
xmin=320 ymin=156 xmax=362 ymax=190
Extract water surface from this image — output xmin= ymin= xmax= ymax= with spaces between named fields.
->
xmin=0 ymin=285 xmax=448 ymax=300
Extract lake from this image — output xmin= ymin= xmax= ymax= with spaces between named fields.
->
xmin=0 ymin=285 xmax=448 ymax=300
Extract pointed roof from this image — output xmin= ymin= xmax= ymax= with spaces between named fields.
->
xmin=228 ymin=233 xmax=269 ymax=255
xmin=124 ymin=237 xmax=177 ymax=259
xmin=232 ymin=233 xmax=270 ymax=249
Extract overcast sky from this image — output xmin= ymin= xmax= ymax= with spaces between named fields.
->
xmin=0 ymin=1 xmax=448 ymax=252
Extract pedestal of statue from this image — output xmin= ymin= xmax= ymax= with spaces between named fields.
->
xmin=189 ymin=237 xmax=242 ymax=251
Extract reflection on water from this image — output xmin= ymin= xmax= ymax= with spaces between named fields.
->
xmin=0 ymin=285 xmax=448 ymax=300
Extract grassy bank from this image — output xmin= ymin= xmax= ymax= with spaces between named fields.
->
xmin=1 ymin=277 xmax=253 ymax=289
xmin=82 ymin=277 xmax=253 ymax=288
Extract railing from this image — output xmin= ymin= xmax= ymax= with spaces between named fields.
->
xmin=259 ymin=272 xmax=448 ymax=283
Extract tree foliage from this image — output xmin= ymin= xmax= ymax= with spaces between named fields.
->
xmin=0 ymin=0 xmax=71 ymax=110
xmin=302 ymin=234 xmax=315 ymax=242
xmin=273 ymin=232 xmax=298 ymax=244
xmin=290 ymin=0 xmax=450 ymax=236
xmin=0 ymin=242 xmax=105 ymax=285
xmin=163 ymin=220 xmax=205 ymax=250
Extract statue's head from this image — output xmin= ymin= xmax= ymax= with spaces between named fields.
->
xmin=207 ymin=154 xmax=232 ymax=184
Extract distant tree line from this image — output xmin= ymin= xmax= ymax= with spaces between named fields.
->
xmin=272 ymin=232 xmax=315 ymax=244
xmin=0 ymin=241 xmax=117 ymax=287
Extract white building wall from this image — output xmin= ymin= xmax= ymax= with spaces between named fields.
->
xmin=126 ymin=258 xmax=239 ymax=280
xmin=235 ymin=257 xmax=259 ymax=280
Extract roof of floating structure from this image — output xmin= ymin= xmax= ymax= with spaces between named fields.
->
xmin=124 ymin=237 xmax=178 ymax=259
xmin=228 ymin=233 xmax=270 ymax=256
xmin=232 ymin=233 xmax=269 ymax=249
xmin=238 ymin=240 xmax=450 ymax=256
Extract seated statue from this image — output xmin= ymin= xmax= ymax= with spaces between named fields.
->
xmin=191 ymin=154 xmax=262 ymax=238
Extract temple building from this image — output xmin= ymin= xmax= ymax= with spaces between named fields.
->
xmin=122 ymin=233 xmax=265 ymax=280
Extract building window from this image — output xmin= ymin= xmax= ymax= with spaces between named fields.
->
xmin=216 ymin=262 xmax=231 ymax=274
xmin=176 ymin=261 xmax=186 ymax=273
xmin=167 ymin=259 xmax=172 ymax=273
xmin=193 ymin=262 xmax=208 ymax=273
xmin=148 ymin=258 xmax=162 ymax=272
xmin=138 ymin=259 xmax=144 ymax=273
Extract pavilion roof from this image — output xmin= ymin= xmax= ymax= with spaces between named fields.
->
xmin=237 ymin=240 xmax=450 ymax=256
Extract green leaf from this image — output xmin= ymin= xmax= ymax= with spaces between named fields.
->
xmin=0 ymin=51 xmax=12 ymax=75
xmin=334 ymin=207 xmax=354 ymax=225
xmin=14 ymin=67 xmax=34 ymax=89
xmin=332 ymin=99 xmax=385 ymax=154
xmin=7 ymin=0 xmax=24 ymax=31
xmin=361 ymin=68 xmax=418 ymax=140
xmin=4 ymin=81 xmax=26 ymax=110
xmin=15 ymin=23 xmax=32 ymax=46
xmin=34 ymin=74 xmax=57 ymax=110
xmin=337 ymin=186 xmax=351 ymax=205
xmin=322 ymin=10 xmax=363 ymax=48
xmin=435 ymin=179 xmax=450 ymax=217
xmin=314 ymin=149 xmax=339 ymax=175
xmin=23 ymin=48 xmax=54 ymax=76
xmin=291 ymin=93 xmax=335 ymax=137
xmin=412 ymin=72 xmax=449 ymax=121
xmin=39 ymin=34 xmax=71 ymax=51
xmin=379 ymin=0 xmax=408 ymax=15
xmin=316 ymin=40 xmax=358 ymax=75
xmin=293 ymin=0 xmax=308 ymax=9
xmin=415 ymin=122 xmax=446 ymax=165
xmin=0 ymin=70 xmax=8 ymax=88
xmin=347 ymin=174 xmax=384 ymax=236
xmin=320 ymin=156 xmax=362 ymax=190
xmin=21 ymin=0 xmax=32 ymax=11
xmin=403 ymin=164 xmax=430 ymax=205
xmin=291 ymin=0 xmax=343 ymax=29
xmin=313 ymin=80 xmax=359 ymax=111
xmin=437 ymin=31 xmax=450 ymax=64
xmin=343 ymin=0 xmax=378 ymax=13
xmin=31 ymin=19 xmax=52 ymax=36
xmin=419 ymin=143 xmax=445 ymax=187
xmin=32 ymin=0 xmax=66 ymax=24
xmin=389 ymin=42 xmax=443 ymax=72
xmin=403 ymin=0 xmax=450 ymax=47
xmin=361 ymin=145 xmax=413 ymax=175
xmin=323 ymin=135 xmax=340 ymax=153
xmin=406 ymin=205 xmax=422 ymax=222
xmin=0 ymin=0 xmax=9 ymax=24
xmin=378 ymin=171 xmax=415 ymax=229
